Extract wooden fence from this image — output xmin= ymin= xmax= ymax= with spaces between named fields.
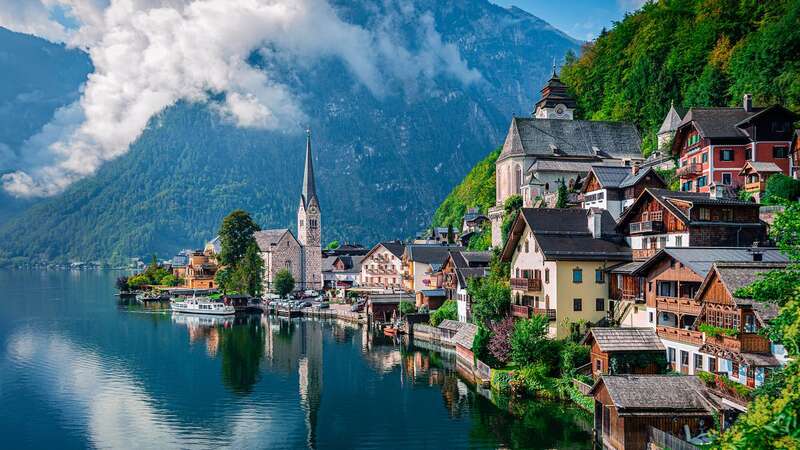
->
xmin=648 ymin=426 xmax=698 ymax=450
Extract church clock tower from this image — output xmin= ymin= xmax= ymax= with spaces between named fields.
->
xmin=533 ymin=64 xmax=576 ymax=120
xmin=297 ymin=129 xmax=322 ymax=290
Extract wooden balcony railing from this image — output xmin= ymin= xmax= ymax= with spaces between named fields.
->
xmin=744 ymin=181 xmax=765 ymax=193
xmin=510 ymin=277 xmax=543 ymax=292
xmin=656 ymin=296 xmax=702 ymax=316
xmin=511 ymin=304 xmax=556 ymax=321
xmin=677 ymin=163 xmax=703 ymax=177
xmin=705 ymin=333 xmax=771 ymax=353
xmin=621 ymin=288 xmax=643 ymax=302
xmin=656 ymin=326 xmax=704 ymax=346
xmin=632 ymin=248 xmax=658 ymax=260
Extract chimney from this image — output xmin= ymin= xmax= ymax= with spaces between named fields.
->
xmin=743 ymin=94 xmax=753 ymax=112
xmin=588 ymin=208 xmax=603 ymax=238
xmin=631 ymin=161 xmax=640 ymax=176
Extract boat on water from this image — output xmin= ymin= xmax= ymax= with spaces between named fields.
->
xmin=136 ymin=292 xmax=170 ymax=302
xmin=170 ymin=297 xmax=235 ymax=315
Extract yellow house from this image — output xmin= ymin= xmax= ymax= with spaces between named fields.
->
xmin=501 ymin=208 xmax=632 ymax=338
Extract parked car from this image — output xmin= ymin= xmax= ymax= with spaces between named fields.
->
xmin=300 ymin=301 xmax=312 ymax=308
xmin=314 ymin=302 xmax=330 ymax=310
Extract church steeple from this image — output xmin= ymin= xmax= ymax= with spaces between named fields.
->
xmin=301 ymin=128 xmax=318 ymax=209
xmin=533 ymin=62 xmax=577 ymax=120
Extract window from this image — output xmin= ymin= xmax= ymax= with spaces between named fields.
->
xmin=701 ymin=152 xmax=708 ymax=163
xmin=745 ymin=148 xmax=752 ymax=160
xmin=668 ymin=347 xmax=676 ymax=363
xmin=525 ymin=240 xmax=529 ymax=252
xmin=573 ymin=298 xmax=582 ymax=311
xmin=720 ymin=149 xmax=734 ymax=161
xmin=682 ymin=181 xmax=693 ymax=192
xmin=573 ymin=268 xmax=583 ymax=283
xmin=675 ymin=236 xmax=683 ymax=247
xmin=595 ymin=298 xmax=605 ymax=311
xmin=681 ymin=350 xmax=689 ymax=367
xmin=659 ymin=236 xmax=667 ymax=248
xmin=697 ymin=176 xmax=707 ymax=188
xmin=596 ymin=359 xmax=601 ymax=371
xmin=773 ymin=146 xmax=789 ymax=158
xmin=720 ymin=208 xmax=733 ymax=221
xmin=694 ymin=354 xmax=703 ymax=371
xmin=595 ymin=269 xmax=604 ymax=283
xmin=698 ymin=207 xmax=711 ymax=221
xmin=722 ymin=173 xmax=732 ymax=185
xmin=708 ymin=357 xmax=717 ymax=372
xmin=544 ymin=268 xmax=549 ymax=284
xmin=649 ymin=312 xmax=654 ymax=323
xmin=309 ymin=219 xmax=317 ymax=228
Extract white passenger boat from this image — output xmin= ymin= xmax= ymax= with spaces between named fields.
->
xmin=170 ymin=297 xmax=235 ymax=315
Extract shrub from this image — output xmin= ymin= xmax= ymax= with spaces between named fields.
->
xmin=127 ymin=274 xmax=150 ymax=288
xmin=472 ymin=324 xmax=494 ymax=366
xmin=160 ymin=274 xmax=180 ymax=287
xmin=399 ymin=300 xmax=416 ymax=315
xmin=488 ymin=317 xmax=515 ymax=364
xmin=510 ymin=315 xmax=556 ymax=367
xmin=115 ymin=276 xmax=129 ymax=291
xmin=468 ymin=277 xmax=510 ymax=325
xmin=699 ymin=323 xmax=738 ymax=337
xmin=491 ymin=369 xmax=514 ymax=393
xmin=430 ymin=300 xmax=457 ymax=326
xmin=513 ymin=363 xmax=555 ymax=398
xmin=764 ymin=174 xmax=800 ymax=204
xmin=560 ymin=341 xmax=590 ymax=376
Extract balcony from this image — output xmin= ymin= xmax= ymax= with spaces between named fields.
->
xmin=656 ymin=296 xmax=702 ymax=316
xmin=677 ymin=163 xmax=703 ymax=177
xmin=632 ymin=248 xmax=658 ymax=260
xmin=744 ymin=180 xmax=765 ymax=193
xmin=656 ymin=326 xmax=704 ymax=346
xmin=510 ymin=277 xmax=542 ymax=292
xmin=629 ymin=220 xmax=664 ymax=234
xmin=621 ymin=288 xmax=643 ymax=302
xmin=706 ymin=372 xmax=752 ymax=408
xmin=511 ymin=304 xmax=556 ymax=321
xmin=705 ymin=333 xmax=771 ymax=354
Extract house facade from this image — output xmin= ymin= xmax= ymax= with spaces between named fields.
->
xmin=501 ymin=208 xmax=631 ymax=338
xmin=402 ymin=244 xmax=461 ymax=293
xmin=173 ymin=250 xmax=218 ymax=289
xmin=255 ymin=229 xmax=303 ymax=293
xmin=441 ymin=250 xmax=491 ymax=322
xmin=582 ymin=327 xmax=666 ymax=378
xmin=359 ymin=241 xmax=405 ymax=291
xmin=672 ymin=96 xmax=797 ymax=193
xmin=616 ymin=188 xmax=767 ymax=261
xmin=581 ymin=165 xmax=666 ymax=220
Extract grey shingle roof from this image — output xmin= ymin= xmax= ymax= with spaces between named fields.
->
xmin=406 ymin=244 xmax=462 ymax=264
xmin=452 ymin=323 xmax=478 ymax=349
xmin=678 ymin=107 xmax=757 ymax=140
xmin=438 ymin=319 xmax=465 ymax=332
xmin=740 ymin=161 xmax=782 ymax=174
xmin=370 ymin=241 xmax=405 ymax=259
xmin=633 ymin=248 xmax=788 ymax=278
xmin=593 ymin=375 xmax=715 ymax=413
xmin=530 ymin=159 xmax=599 ymax=173
xmin=367 ymin=293 xmax=410 ymax=304
xmin=254 ymin=229 xmax=295 ymax=251
xmin=588 ymin=165 xmax=665 ymax=190
xmin=712 ymin=262 xmax=790 ymax=314
xmin=618 ymin=188 xmax=760 ymax=228
xmin=583 ymin=327 xmax=665 ymax=352
xmin=461 ymin=251 xmax=492 ymax=266
xmin=420 ymin=288 xmax=446 ymax=297
xmin=658 ymin=103 xmax=685 ymax=134
xmin=455 ymin=267 xmax=489 ymax=287
xmin=501 ymin=117 xmax=642 ymax=161
xmin=608 ymin=261 xmax=646 ymax=274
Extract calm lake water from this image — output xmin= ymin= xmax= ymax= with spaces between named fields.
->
xmin=0 ymin=270 xmax=592 ymax=449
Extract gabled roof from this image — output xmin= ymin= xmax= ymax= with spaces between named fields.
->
xmin=734 ymin=104 xmax=799 ymax=128
xmin=534 ymin=70 xmax=578 ymax=110
xmin=452 ymin=323 xmax=478 ymax=349
xmin=739 ymin=161 xmax=782 ymax=175
xmin=461 ymin=251 xmax=492 ymax=266
xmin=696 ymin=261 xmax=790 ymax=320
xmin=405 ymin=244 xmax=462 ymax=265
xmin=255 ymin=229 xmax=298 ymax=251
xmin=499 ymin=117 xmax=642 ymax=161
xmin=590 ymin=375 xmax=716 ymax=414
xmin=677 ymin=107 xmax=757 ymax=140
xmin=438 ymin=319 xmax=465 ymax=332
xmin=632 ymin=247 xmax=788 ymax=278
xmin=501 ymin=208 xmax=631 ymax=262
xmin=617 ymin=188 xmax=758 ymax=229
xmin=582 ymin=327 xmax=665 ymax=352
xmin=364 ymin=241 xmax=405 ymax=261
xmin=584 ymin=165 xmax=665 ymax=192
xmin=455 ymin=267 xmax=490 ymax=287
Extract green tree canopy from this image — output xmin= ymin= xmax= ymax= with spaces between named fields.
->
xmin=274 ymin=268 xmax=295 ymax=298
xmin=430 ymin=300 xmax=457 ymax=326
xmin=218 ymin=210 xmax=261 ymax=268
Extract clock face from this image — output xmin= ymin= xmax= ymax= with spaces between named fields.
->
xmin=555 ymin=105 xmax=566 ymax=116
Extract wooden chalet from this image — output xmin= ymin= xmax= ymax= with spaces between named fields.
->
xmin=694 ymin=262 xmax=787 ymax=391
xmin=590 ymin=375 xmax=719 ymax=450
xmin=616 ymin=188 xmax=767 ymax=261
xmin=581 ymin=165 xmax=666 ymax=220
xmin=581 ymin=327 xmax=666 ymax=378
xmin=738 ymin=161 xmax=783 ymax=202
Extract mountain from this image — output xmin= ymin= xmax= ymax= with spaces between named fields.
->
xmin=0 ymin=0 xmax=580 ymax=265
xmin=560 ymin=0 xmax=800 ymax=155
xmin=0 ymin=27 xmax=92 ymax=226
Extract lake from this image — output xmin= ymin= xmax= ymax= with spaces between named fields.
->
xmin=0 ymin=270 xmax=593 ymax=449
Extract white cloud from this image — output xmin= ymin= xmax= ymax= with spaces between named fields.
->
xmin=0 ymin=0 xmax=481 ymax=197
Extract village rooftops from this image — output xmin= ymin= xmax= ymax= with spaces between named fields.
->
xmin=583 ymin=165 xmax=666 ymax=192
xmin=697 ymin=261 xmax=790 ymax=322
xmin=631 ymin=247 xmax=788 ymax=279
xmin=364 ymin=241 xmax=405 ymax=260
xmin=582 ymin=327 xmax=665 ymax=353
xmin=672 ymin=104 xmax=798 ymax=150
xmin=498 ymin=117 xmax=643 ymax=162
xmin=590 ymin=375 xmax=717 ymax=415
xmin=437 ymin=319 xmax=465 ymax=332
xmin=366 ymin=293 xmax=411 ymax=304
xmin=502 ymin=208 xmax=631 ymax=262
xmin=254 ymin=228 xmax=298 ymax=250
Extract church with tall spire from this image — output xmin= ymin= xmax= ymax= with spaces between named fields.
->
xmin=254 ymin=129 xmax=323 ymax=292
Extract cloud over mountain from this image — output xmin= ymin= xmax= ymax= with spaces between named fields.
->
xmin=0 ymin=0 xmax=480 ymax=197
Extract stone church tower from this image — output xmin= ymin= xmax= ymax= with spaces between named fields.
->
xmin=297 ymin=129 xmax=322 ymax=290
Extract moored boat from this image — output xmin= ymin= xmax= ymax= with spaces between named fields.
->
xmin=171 ymin=297 xmax=235 ymax=315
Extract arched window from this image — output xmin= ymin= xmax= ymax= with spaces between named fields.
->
xmin=514 ymin=164 xmax=522 ymax=194
xmin=545 ymin=182 xmax=550 ymax=191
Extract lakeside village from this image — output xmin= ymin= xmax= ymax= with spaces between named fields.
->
xmin=118 ymin=72 xmax=800 ymax=450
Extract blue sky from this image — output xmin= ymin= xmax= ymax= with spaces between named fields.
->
xmin=492 ymin=0 xmax=646 ymax=41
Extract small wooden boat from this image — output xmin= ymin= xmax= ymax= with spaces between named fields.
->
xmin=383 ymin=326 xmax=398 ymax=336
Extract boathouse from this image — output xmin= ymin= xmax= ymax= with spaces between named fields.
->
xmin=581 ymin=327 xmax=666 ymax=378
